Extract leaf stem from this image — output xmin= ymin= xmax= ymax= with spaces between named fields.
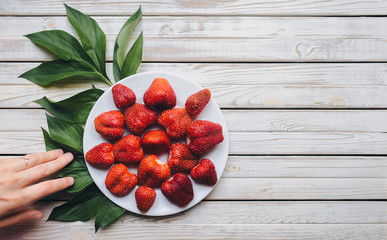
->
xmin=98 ymin=72 xmax=113 ymax=86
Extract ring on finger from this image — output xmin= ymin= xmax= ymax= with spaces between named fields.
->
xmin=24 ymin=155 xmax=29 ymax=169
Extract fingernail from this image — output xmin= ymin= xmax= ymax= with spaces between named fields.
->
xmin=64 ymin=152 xmax=73 ymax=161
xmin=56 ymin=149 xmax=64 ymax=155
xmin=33 ymin=212 xmax=43 ymax=219
xmin=67 ymin=177 xmax=75 ymax=185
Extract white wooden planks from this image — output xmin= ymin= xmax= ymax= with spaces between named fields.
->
xmin=1 ymin=15 xmax=386 ymax=62
xmin=1 ymin=0 xmax=387 ymax=16
xmin=3 ymin=109 xmax=387 ymax=133
xmin=2 ymin=16 xmax=387 ymax=39
xmin=2 ymin=37 xmax=387 ymax=62
xmin=4 ymin=84 xmax=387 ymax=109
xmin=2 ymin=131 xmax=387 ymax=155
xmin=14 ymin=201 xmax=387 ymax=224
xmin=209 ymin=178 xmax=387 ymax=200
xmin=2 ymin=154 xmax=387 ymax=178
xmin=2 ymin=224 xmax=385 ymax=240
xmin=2 ymin=62 xmax=387 ymax=86
xmin=0 ymin=202 xmax=386 ymax=239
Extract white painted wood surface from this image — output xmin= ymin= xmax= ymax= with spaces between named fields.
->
xmin=1 ymin=0 xmax=387 ymax=16
xmin=0 ymin=0 xmax=386 ymax=239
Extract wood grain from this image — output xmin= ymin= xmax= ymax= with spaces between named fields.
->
xmin=2 ymin=223 xmax=385 ymax=240
xmin=1 ymin=0 xmax=387 ymax=16
xmin=17 ymin=201 xmax=387 ymax=224
xmin=2 ymin=154 xmax=386 ymax=178
xmin=2 ymin=16 xmax=387 ymax=39
xmin=209 ymin=178 xmax=387 ymax=200
xmin=229 ymin=132 xmax=387 ymax=155
xmin=4 ymin=84 xmax=387 ymax=109
xmin=2 ymin=131 xmax=387 ymax=155
xmin=3 ymin=62 xmax=387 ymax=86
xmin=4 ymin=109 xmax=387 ymax=133
xmin=2 ymin=37 xmax=387 ymax=62
xmin=224 ymin=156 xmax=387 ymax=178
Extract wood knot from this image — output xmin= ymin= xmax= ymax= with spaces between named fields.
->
xmin=160 ymin=25 xmax=173 ymax=35
xmin=42 ymin=18 xmax=55 ymax=30
xmin=226 ymin=164 xmax=240 ymax=172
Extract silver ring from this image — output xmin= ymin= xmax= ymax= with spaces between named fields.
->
xmin=24 ymin=155 xmax=29 ymax=169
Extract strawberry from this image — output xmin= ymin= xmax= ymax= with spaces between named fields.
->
xmin=186 ymin=120 xmax=224 ymax=155
xmin=190 ymin=159 xmax=218 ymax=186
xmin=158 ymin=108 xmax=192 ymax=139
xmin=185 ymin=88 xmax=211 ymax=116
xmin=137 ymin=155 xmax=171 ymax=188
xmin=124 ymin=103 xmax=157 ymax=136
xmin=141 ymin=129 xmax=171 ymax=154
xmin=167 ymin=143 xmax=198 ymax=173
xmin=161 ymin=173 xmax=194 ymax=207
xmin=85 ymin=142 xmax=115 ymax=168
xmin=113 ymin=134 xmax=144 ymax=165
xmin=135 ymin=186 xmax=156 ymax=212
xmin=94 ymin=110 xmax=125 ymax=140
xmin=143 ymin=78 xmax=176 ymax=109
xmin=112 ymin=83 xmax=136 ymax=109
xmin=105 ymin=164 xmax=137 ymax=197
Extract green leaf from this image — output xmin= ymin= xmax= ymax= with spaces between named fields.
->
xmin=19 ymin=60 xmax=109 ymax=86
xmin=25 ymin=30 xmax=95 ymax=68
xmin=65 ymin=4 xmax=107 ymax=77
xmin=35 ymin=88 xmax=104 ymax=123
xmin=62 ymin=168 xmax=93 ymax=193
xmin=42 ymin=128 xmax=92 ymax=193
xmin=113 ymin=6 xmax=142 ymax=81
xmin=120 ymin=32 xmax=143 ymax=79
xmin=42 ymin=127 xmax=76 ymax=153
xmin=47 ymin=184 xmax=102 ymax=222
xmin=46 ymin=114 xmax=84 ymax=153
xmin=61 ymin=155 xmax=93 ymax=193
xmin=95 ymin=196 xmax=126 ymax=232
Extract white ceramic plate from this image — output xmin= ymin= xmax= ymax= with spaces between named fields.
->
xmin=83 ymin=71 xmax=229 ymax=216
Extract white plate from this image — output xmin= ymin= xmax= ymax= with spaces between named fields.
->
xmin=83 ymin=71 xmax=229 ymax=216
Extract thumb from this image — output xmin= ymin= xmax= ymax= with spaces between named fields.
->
xmin=0 ymin=210 xmax=43 ymax=228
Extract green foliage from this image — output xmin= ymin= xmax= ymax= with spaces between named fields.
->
xmin=35 ymin=87 xmax=104 ymax=123
xmin=113 ymin=6 xmax=142 ymax=81
xmin=22 ymin=4 xmax=142 ymax=232
xmin=95 ymin=196 xmax=126 ymax=232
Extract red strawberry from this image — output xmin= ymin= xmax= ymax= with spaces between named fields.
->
xmin=185 ymin=89 xmax=211 ymax=116
xmin=186 ymin=120 xmax=224 ymax=155
xmin=158 ymin=108 xmax=192 ymax=139
xmin=124 ymin=103 xmax=157 ymax=136
xmin=113 ymin=134 xmax=144 ymax=165
xmin=141 ymin=130 xmax=171 ymax=154
xmin=143 ymin=78 xmax=176 ymax=109
xmin=94 ymin=110 xmax=125 ymax=140
xmin=112 ymin=83 xmax=136 ymax=109
xmin=190 ymin=159 xmax=218 ymax=186
xmin=135 ymin=186 xmax=156 ymax=212
xmin=105 ymin=164 xmax=137 ymax=197
xmin=85 ymin=142 xmax=115 ymax=168
xmin=168 ymin=143 xmax=198 ymax=173
xmin=161 ymin=173 xmax=194 ymax=207
xmin=137 ymin=155 xmax=171 ymax=188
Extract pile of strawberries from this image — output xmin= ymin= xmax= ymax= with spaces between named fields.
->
xmin=85 ymin=78 xmax=224 ymax=212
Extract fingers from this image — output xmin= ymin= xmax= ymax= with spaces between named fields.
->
xmin=6 ymin=149 xmax=64 ymax=172
xmin=22 ymin=149 xmax=65 ymax=171
xmin=17 ymin=152 xmax=74 ymax=187
xmin=0 ymin=209 xmax=43 ymax=228
xmin=20 ymin=177 xmax=74 ymax=204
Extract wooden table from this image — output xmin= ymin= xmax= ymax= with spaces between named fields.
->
xmin=1 ymin=1 xmax=387 ymax=239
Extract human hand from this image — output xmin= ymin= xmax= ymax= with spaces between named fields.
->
xmin=0 ymin=149 xmax=74 ymax=228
